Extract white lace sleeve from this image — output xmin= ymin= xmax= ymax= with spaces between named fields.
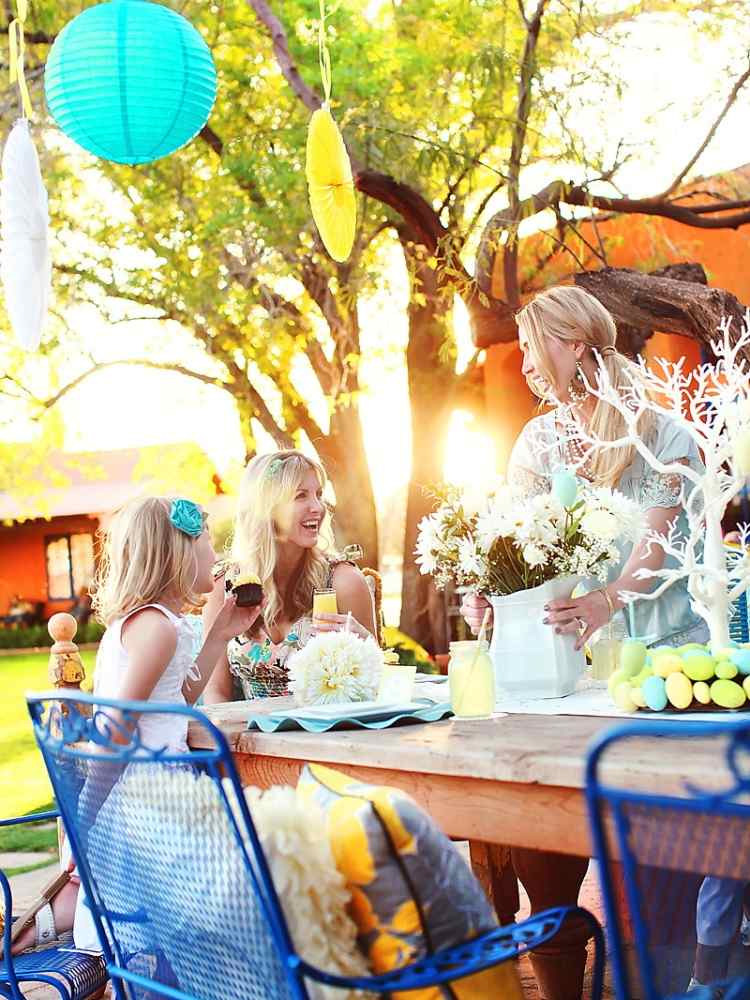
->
xmin=508 ymin=414 xmax=555 ymax=499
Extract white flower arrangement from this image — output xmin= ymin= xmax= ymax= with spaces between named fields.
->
xmin=416 ymin=472 xmax=642 ymax=596
xmin=288 ymin=630 xmax=383 ymax=706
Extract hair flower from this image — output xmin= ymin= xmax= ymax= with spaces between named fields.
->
xmin=265 ymin=457 xmax=284 ymax=481
xmin=169 ymin=499 xmax=204 ymax=538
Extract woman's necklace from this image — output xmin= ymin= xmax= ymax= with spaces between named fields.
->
xmin=559 ymin=407 xmax=593 ymax=479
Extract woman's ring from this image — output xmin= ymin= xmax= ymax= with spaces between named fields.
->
xmin=574 ymin=616 xmax=585 ymax=631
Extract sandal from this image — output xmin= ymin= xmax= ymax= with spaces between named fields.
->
xmin=0 ymin=869 xmax=72 ymax=958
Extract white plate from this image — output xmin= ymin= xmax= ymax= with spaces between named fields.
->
xmin=269 ymin=700 xmax=422 ymax=722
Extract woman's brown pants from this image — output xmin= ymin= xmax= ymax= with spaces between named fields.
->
xmin=508 ymin=848 xmax=591 ymax=1000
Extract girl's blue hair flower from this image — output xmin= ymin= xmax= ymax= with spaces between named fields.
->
xmin=170 ymin=499 xmax=204 ymax=538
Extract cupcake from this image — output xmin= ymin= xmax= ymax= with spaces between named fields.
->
xmin=227 ymin=571 xmax=263 ymax=608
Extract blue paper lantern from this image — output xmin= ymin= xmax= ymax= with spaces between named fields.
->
xmin=44 ymin=0 xmax=217 ymax=165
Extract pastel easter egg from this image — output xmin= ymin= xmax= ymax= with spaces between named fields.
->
xmin=552 ymin=469 xmax=578 ymax=508
xmin=730 ymin=650 xmax=750 ymax=675
xmin=714 ymin=647 xmax=737 ymax=660
xmin=665 ymin=672 xmax=693 ymax=710
xmin=632 ymin=666 xmax=654 ymax=687
xmin=652 ymin=652 xmax=685 ymax=678
xmin=608 ymin=668 xmax=630 ymax=699
xmin=631 ymin=686 xmax=647 ymax=708
xmin=715 ymin=662 xmax=739 ymax=680
xmin=710 ymin=679 xmax=747 ymax=710
xmin=614 ymin=682 xmax=638 ymax=713
xmin=693 ymin=681 xmax=711 ymax=705
xmin=678 ymin=643 xmax=709 ymax=654
xmin=620 ymin=640 xmax=647 ymax=676
xmin=682 ymin=652 xmax=716 ymax=682
xmin=744 ymin=676 xmax=750 ymax=699
xmin=643 ymin=675 xmax=668 ymax=712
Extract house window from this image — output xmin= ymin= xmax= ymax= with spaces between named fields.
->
xmin=45 ymin=534 xmax=95 ymax=601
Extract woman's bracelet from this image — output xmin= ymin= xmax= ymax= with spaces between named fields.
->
xmin=597 ymin=587 xmax=616 ymax=618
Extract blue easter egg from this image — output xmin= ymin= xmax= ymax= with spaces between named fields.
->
xmin=643 ymin=675 xmax=668 ymax=712
xmin=730 ymin=649 xmax=750 ymax=674
xmin=552 ymin=470 xmax=578 ymax=508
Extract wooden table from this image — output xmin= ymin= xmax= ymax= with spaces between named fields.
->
xmin=189 ymin=701 xmax=721 ymax=861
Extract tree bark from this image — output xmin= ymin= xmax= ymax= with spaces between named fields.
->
xmin=398 ymin=238 xmax=456 ymax=654
xmin=574 ymin=265 xmax=749 ymax=357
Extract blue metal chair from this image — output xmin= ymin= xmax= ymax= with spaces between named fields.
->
xmin=586 ymin=719 xmax=750 ymax=1000
xmin=28 ymin=691 xmax=605 ymax=1000
xmin=0 ymin=811 xmax=108 ymax=1000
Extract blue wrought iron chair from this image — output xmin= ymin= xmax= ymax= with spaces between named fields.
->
xmin=0 ymin=811 xmax=108 ymax=1000
xmin=586 ymin=719 xmax=750 ymax=1000
xmin=28 ymin=691 xmax=606 ymax=1000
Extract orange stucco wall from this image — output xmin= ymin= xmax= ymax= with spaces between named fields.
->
xmin=484 ymin=208 xmax=750 ymax=472
xmin=0 ymin=515 xmax=99 ymax=618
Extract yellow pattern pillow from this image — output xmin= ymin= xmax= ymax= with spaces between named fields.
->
xmin=297 ymin=763 xmax=523 ymax=1000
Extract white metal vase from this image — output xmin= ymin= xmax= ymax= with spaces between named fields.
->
xmin=489 ymin=575 xmax=586 ymax=700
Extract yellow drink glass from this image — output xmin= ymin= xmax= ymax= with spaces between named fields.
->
xmin=313 ymin=589 xmax=338 ymax=616
xmin=448 ymin=640 xmax=495 ymax=720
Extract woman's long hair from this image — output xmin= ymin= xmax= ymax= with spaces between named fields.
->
xmin=230 ymin=450 xmax=332 ymax=630
xmin=516 ymin=285 xmax=653 ymax=487
xmin=92 ymin=496 xmax=205 ymax=625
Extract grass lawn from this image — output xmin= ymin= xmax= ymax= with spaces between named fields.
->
xmin=0 ymin=650 xmax=96 ymax=854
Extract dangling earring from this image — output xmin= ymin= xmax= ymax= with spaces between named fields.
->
xmin=567 ymin=361 xmax=588 ymax=403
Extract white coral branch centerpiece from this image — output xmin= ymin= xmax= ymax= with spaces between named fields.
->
xmin=288 ymin=631 xmax=383 ymax=706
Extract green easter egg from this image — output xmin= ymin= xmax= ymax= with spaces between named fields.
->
xmin=614 ymin=682 xmax=638 ymax=713
xmin=710 ymin=679 xmax=747 ymax=710
xmin=678 ymin=643 xmax=708 ymax=653
xmin=608 ymin=668 xmax=630 ymax=699
xmin=743 ymin=676 xmax=750 ymax=699
xmin=620 ymin=640 xmax=647 ymax=676
xmin=631 ymin=666 xmax=654 ymax=686
xmin=665 ymin=671 xmax=693 ymax=710
xmin=682 ymin=653 xmax=716 ymax=682
xmin=693 ymin=681 xmax=711 ymax=705
xmin=652 ymin=652 xmax=685 ymax=678
xmin=715 ymin=662 xmax=739 ymax=680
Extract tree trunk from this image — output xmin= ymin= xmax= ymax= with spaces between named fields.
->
xmin=398 ymin=238 xmax=456 ymax=654
xmin=315 ymin=402 xmax=379 ymax=571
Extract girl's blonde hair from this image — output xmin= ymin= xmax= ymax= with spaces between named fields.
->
xmin=231 ymin=450 xmax=331 ymax=630
xmin=516 ymin=285 xmax=653 ymax=487
xmin=92 ymin=496 xmax=206 ymax=626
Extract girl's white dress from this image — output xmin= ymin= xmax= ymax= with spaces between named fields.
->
xmin=73 ymin=604 xmax=200 ymax=951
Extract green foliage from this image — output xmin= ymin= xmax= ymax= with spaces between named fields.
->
xmin=0 ymin=622 xmax=104 ymax=649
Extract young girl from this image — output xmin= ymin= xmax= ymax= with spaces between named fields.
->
xmin=203 ymin=450 xmax=376 ymax=702
xmin=12 ymin=496 xmax=260 ymax=955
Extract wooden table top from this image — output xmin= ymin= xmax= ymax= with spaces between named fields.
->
xmin=190 ymin=698 xmax=725 ymax=795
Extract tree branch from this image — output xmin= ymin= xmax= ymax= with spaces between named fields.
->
xmin=661 ymin=56 xmax=750 ymax=198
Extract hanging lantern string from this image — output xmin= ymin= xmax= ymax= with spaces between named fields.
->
xmin=318 ymin=0 xmax=332 ymax=107
xmin=8 ymin=0 xmax=33 ymax=119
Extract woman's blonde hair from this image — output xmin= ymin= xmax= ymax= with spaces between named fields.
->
xmin=516 ymin=285 xmax=653 ymax=487
xmin=231 ymin=450 xmax=332 ymax=630
xmin=91 ymin=496 xmax=206 ymax=625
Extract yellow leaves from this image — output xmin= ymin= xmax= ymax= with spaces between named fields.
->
xmin=306 ymin=105 xmax=356 ymax=262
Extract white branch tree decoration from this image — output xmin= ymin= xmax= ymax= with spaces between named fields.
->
xmin=571 ymin=314 xmax=750 ymax=651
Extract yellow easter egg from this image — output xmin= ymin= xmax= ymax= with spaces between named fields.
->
xmin=744 ymin=676 xmax=750 ymax=699
xmin=630 ymin=686 xmax=647 ymax=708
xmin=710 ymin=679 xmax=747 ymax=710
xmin=653 ymin=652 xmax=685 ymax=678
xmin=614 ymin=682 xmax=638 ymax=713
xmin=715 ymin=662 xmax=739 ymax=680
xmin=665 ymin=672 xmax=693 ymax=710
xmin=693 ymin=681 xmax=711 ymax=705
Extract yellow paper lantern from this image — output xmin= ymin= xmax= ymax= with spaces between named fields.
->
xmin=306 ymin=104 xmax=356 ymax=263
xmin=305 ymin=0 xmax=356 ymax=263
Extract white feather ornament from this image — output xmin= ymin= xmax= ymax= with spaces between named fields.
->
xmin=1 ymin=118 xmax=50 ymax=350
